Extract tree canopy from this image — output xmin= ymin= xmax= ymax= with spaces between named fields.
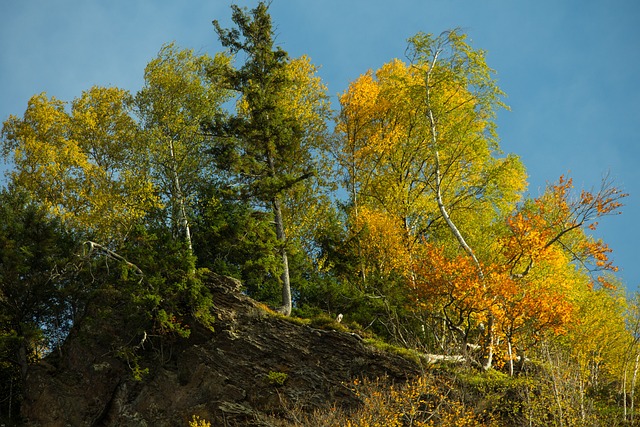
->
xmin=0 ymin=3 xmax=636 ymax=424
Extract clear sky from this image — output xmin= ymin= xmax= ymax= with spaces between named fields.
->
xmin=1 ymin=1 xmax=639 ymax=289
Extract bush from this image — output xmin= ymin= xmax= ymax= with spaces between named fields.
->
xmin=189 ymin=415 xmax=211 ymax=427
xmin=266 ymin=371 xmax=289 ymax=387
xmin=269 ymin=373 xmax=500 ymax=426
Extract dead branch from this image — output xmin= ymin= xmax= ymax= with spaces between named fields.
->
xmin=82 ymin=241 xmax=144 ymax=283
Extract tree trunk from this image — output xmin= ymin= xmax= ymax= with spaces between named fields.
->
xmin=545 ymin=343 xmax=565 ymax=427
xmin=624 ymin=365 xmax=629 ymax=421
xmin=517 ymin=347 xmax=528 ymax=373
xmin=17 ymin=338 xmax=29 ymax=383
xmin=349 ymin=153 xmax=367 ymax=287
xmin=431 ymin=110 xmax=492 ymax=368
xmin=507 ymin=337 xmax=514 ymax=377
xmin=481 ymin=313 xmax=494 ymax=371
xmin=272 ymin=196 xmax=292 ymax=316
xmin=8 ymin=375 xmax=13 ymax=419
xmin=632 ymin=352 xmax=639 ymax=424
xmin=168 ymin=138 xmax=193 ymax=254
xmin=266 ymin=143 xmax=292 ymax=316
xmin=579 ymin=376 xmax=586 ymax=423
xmin=433 ymin=148 xmax=483 ymax=276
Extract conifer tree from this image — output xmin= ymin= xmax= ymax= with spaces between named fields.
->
xmin=0 ymin=187 xmax=75 ymax=385
xmin=212 ymin=2 xmax=328 ymax=315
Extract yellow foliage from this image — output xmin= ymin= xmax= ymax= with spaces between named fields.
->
xmin=336 ymin=52 xmax=526 ymax=290
xmin=344 ymin=376 xmax=497 ymax=427
xmin=351 ymin=206 xmax=411 ymax=278
xmin=2 ymin=91 xmax=160 ymax=244
xmin=188 ymin=415 xmax=211 ymax=427
xmin=568 ymin=285 xmax=631 ymax=382
xmin=281 ymin=55 xmax=330 ymax=140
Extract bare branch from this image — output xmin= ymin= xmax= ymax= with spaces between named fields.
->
xmin=82 ymin=241 xmax=144 ymax=283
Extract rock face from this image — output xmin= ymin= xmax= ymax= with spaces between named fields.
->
xmin=22 ymin=274 xmax=421 ymax=426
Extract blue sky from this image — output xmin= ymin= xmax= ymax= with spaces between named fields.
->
xmin=1 ymin=1 xmax=639 ymax=289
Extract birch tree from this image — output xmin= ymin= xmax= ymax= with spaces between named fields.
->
xmin=335 ymin=31 xmax=525 ymax=358
xmin=407 ymin=30 xmax=526 ymax=368
xmin=1 ymin=88 xmax=159 ymax=245
xmin=135 ymin=43 xmax=231 ymax=253
xmin=335 ymin=47 xmax=525 ymax=276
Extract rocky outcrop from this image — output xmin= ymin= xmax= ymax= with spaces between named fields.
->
xmin=22 ymin=274 xmax=421 ymax=426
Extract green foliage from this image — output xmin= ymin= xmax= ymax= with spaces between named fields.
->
xmin=0 ymin=4 xmax=636 ymax=423
xmin=192 ymin=188 xmax=281 ymax=305
xmin=135 ymin=42 xmax=231 ymax=251
xmin=0 ymin=187 xmax=77 ymax=359
xmin=305 ymin=313 xmax=346 ymax=331
xmin=118 ymin=224 xmax=216 ymax=336
xmin=115 ymin=345 xmax=150 ymax=382
xmin=0 ymin=338 xmax=23 ymax=420
xmin=363 ymin=338 xmax=422 ymax=366
xmin=0 ymin=187 xmax=78 ymax=419
xmin=265 ymin=370 xmax=289 ymax=387
xmin=211 ymin=1 xmax=331 ymax=316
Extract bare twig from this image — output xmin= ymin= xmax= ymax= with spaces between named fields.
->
xmin=82 ymin=241 xmax=144 ymax=283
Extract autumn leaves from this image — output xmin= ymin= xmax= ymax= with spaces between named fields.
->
xmin=334 ymin=30 xmax=626 ymax=369
xmin=0 ymin=17 xmax=627 ymax=372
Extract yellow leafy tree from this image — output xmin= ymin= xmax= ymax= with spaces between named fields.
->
xmin=335 ymin=32 xmax=526 ymax=285
xmin=275 ymin=55 xmax=333 ymax=265
xmin=570 ymin=285 xmax=630 ymax=389
xmin=351 ymin=206 xmax=411 ymax=280
xmin=2 ymin=89 xmax=159 ymax=244
xmin=334 ymin=31 xmax=527 ymax=364
xmin=135 ymin=43 xmax=231 ymax=253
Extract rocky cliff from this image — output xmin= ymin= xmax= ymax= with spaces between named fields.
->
xmin=21 ymin=274 xmax=421 ymax=426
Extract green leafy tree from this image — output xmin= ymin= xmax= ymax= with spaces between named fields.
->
xmin=212 ymin=2 xmax=330 ymax=315
xmin=0 ymin=187 xmax=76 ymax=398
xmin=191 ymin=187 xmax=281 ymax=304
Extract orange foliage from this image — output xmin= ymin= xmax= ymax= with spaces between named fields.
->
xmin=409 ymin=174 xmax=625 ymax=354
xmin=493 ymin=264 xmax=576 ymax=346
xmin=336 ymin=35 xmax=626 ymax=364
xmin=412 ymin=243 xmax=487 ymax=310
xmin=503 ymin=175 xmax=625 ymax=286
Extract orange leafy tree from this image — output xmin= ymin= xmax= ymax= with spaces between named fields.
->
xmin=410 ymin=174 xmax=626 ymax=371
xmin=504 ymin=175 xmax=623 ymax=282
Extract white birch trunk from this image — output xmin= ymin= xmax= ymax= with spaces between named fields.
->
xmin=624 ymin=365 xmax=629 ymax=421
xmin=508 ymin=339 xmax=514 ymax=377
xmin=545 ymin=344 xmax=564 ymax=427
xmin=273 ymin=196 xmax=292 ymax=316
xmin=632 ymin=352 xmax=640 ymax=424
xmin=425 ymin=55 xmax=489 ymax=368
xmin=168 ymin=138 xmax=193 ymax=254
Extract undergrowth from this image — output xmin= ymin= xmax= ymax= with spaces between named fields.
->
xmin=250 ymin=305 xmax=627 ymax=426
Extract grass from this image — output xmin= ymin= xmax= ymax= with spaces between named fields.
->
xmin=363 ymin=337 xmax=423 ymax=366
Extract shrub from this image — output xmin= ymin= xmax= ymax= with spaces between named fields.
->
xmin=189 ymin=415 xmax=211 ymax=427
xmin=266 ymin=371 xmax=289 ymax=387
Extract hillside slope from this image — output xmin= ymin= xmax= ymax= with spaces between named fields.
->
xmin=21 ymin=273 xmax=421 ymax=426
